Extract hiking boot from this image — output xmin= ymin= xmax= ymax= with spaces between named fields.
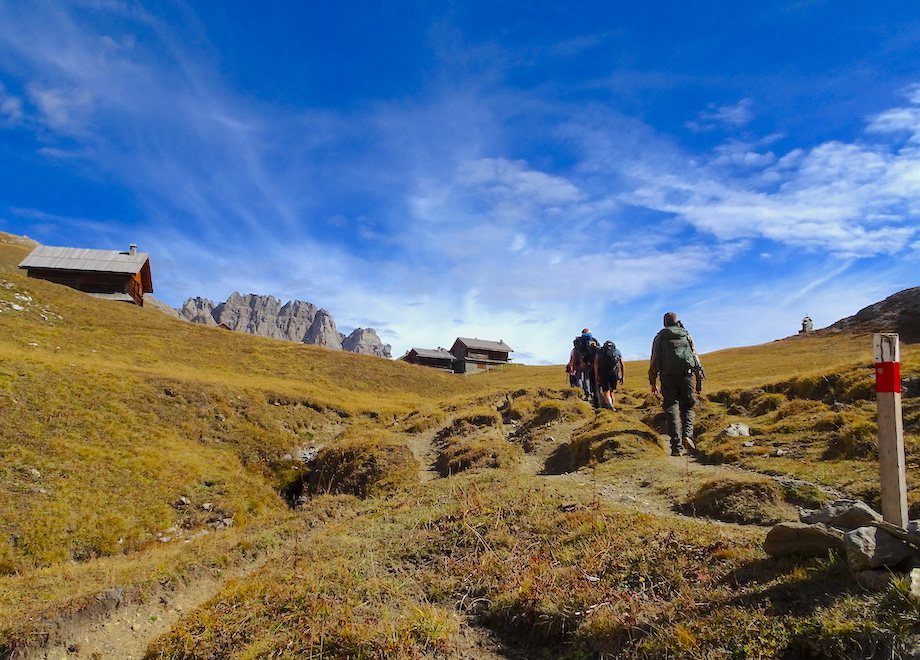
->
xmin=670 ymin=444 xmax=684 ymax=457
xmin=683 ymin=437 xmax=696 ymax=451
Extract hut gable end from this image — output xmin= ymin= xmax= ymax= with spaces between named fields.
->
xmin=449 ymin=337 xmax=513 ymax=373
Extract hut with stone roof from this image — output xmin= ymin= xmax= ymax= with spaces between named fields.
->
xmin=19 ymin=244 xmax=153 ymax=306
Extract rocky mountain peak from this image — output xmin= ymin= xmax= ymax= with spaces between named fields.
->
xmin=177 ymin=292 xmax=391 ymax=357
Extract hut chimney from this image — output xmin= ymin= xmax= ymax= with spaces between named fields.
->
xmin=129 ymin=244 xmax=137 ymax=255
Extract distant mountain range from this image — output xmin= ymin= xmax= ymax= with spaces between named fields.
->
xmin=176 ymin=292 xmax=392 ymax=358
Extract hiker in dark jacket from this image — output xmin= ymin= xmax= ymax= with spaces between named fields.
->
xmin=649 ymin=313 xmax=705 ymax=456
xmin=571 ymin=329 xmax=598 ymax=404
xmin=594 ymin=340 xmax=624 ymax=410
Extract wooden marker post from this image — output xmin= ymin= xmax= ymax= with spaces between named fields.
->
xmin=874 ymin=333 xmax=908 ymax=527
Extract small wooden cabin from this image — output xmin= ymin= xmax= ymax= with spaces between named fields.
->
xmin=19 ymin=244 xmax=153 ymax=306
xmin=398 ymin=347 xmax=456 ymax=371
xmin=449 ymin=337 xmax=513 ymax=373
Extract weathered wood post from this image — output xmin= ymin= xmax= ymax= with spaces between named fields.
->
xmin=874 ymin=333 xmax=908 ymax=526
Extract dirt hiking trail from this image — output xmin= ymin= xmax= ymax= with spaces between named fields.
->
xmin=13 ymin=409 xmax=772 ymax=660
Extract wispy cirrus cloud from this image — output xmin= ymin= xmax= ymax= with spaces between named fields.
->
xmin=686 ymin=98 xmax=755 ymax=132
xmin=1 ymin=1 xmax=919 ymax=363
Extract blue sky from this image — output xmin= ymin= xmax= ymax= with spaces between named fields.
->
xmin=2 ymin=1 xmax=920 ymax=365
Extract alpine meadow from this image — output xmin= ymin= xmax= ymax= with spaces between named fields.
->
xmin=2 ymin=230 xmax=920 ymax=659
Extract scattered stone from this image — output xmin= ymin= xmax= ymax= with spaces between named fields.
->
xmin=174 ymin=496 xmax=191 ymax=507
xmin=201 ymin=502 xmax=213 ymax=511
xmin=299 ymin=447 xmax=321 ymax=463
xmin=844 ymin=526 xmax=920 ymax=572
xmin=763 ymin=522 xmax=845 ymax=557
xmin=774 ymin=448 xmax=786 ymax=457
xmin=801 ymin=499 xmax=882 ymax=531
xmin=909 ymin=568 xmax=920 ymax=602
xmin=208 ymin=517 xmax=235 ymax=530
xmin=742 ymin=441 xmax=755 ymax=448
xmin=718 ymin=423 xmax=750 ymax=437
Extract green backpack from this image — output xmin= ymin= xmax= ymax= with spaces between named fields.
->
xmin=659 ymin=325 xmax=699 ymax=375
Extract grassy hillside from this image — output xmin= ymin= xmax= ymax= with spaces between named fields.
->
xmin=2 ymin=240 xmax=919 ymax=659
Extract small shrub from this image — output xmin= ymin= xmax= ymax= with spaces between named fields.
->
xmin=813 ymin=412 xmax=850 ymax=432
xmin=775 ymin=399 xmax=828 ymax=420
xmin=781 ymin=482 xmax=830 ymax=509
xmin=824 ymin=421 xmax=878 ymax=459
xmin=310 ymin=433 xmax=419 ymax=497
xmin=436 ymin=432 xmax=522 ymax=476
xmin=843 ymin=378 xmax=876 ymax=403
xmin=406 ymin=604 xmax=459 ymax=651
xmin=690 ymin=476 xmax=795 ymax=525
xmin=750 ymin=393 xmax=787 ymax=416
xmin=435 ymin=409 xmax=502 ymax=441
xmin=529 ymin=399 xmax=589 ymax=427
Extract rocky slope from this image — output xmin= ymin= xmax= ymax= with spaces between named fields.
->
xmin=178 ymin=292 xmax=392 ymax=357
xmin=826 ymin=286 xmax=920 ymax=343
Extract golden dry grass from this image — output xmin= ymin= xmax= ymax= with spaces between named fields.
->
xmin=2 ymin=238 xmax=919 ymax=659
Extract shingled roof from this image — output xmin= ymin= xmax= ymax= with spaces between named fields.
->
xmin=453 ymin=337 xmax=513 ymax=352
xmin=405 ymin=348 xmax=454 ymax=360
xmin=19 ymin=245 xmax=150 ymax=275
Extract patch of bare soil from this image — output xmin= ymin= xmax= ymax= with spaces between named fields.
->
xmin=11 ymin=551 xmax=276 ymax=660
xmin=405 ymin=428 xmax=442 ymax=482
xmin=438 ymin=616 xmax=535 ymax=660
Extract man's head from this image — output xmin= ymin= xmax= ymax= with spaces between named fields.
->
xmin=582 ymin=328 xmax=590 ymax=334
xmin=663 ymin=312 xmax=679 ymax=327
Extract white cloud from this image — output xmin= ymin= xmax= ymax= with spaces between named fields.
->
xmin=3 ymin=2 xmax=920 ymax=363
xmin=686 ymin=98 xmax=755 ymax=132
xmin=456 ymin=157 xmax=584 ymax=207
xmin=27 ymin=85 xmax=94 ymax=133
xmin=0 ymin=85 xmax=23 ymax=125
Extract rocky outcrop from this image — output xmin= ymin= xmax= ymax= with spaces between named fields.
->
xmin=177 ymin=292 xmax=391 ymax=358
xmin=342 ymin=328 xmax=391 ymax=358
xmin=827 ymin=286 xmax=920 ymax=343
xmin=179 ymin=297 xmax=218 ymax=326
xmin=765 ymin=499 xmax=920 ymax=592
xmin=304 ymin=308 xmax=342 ymax=350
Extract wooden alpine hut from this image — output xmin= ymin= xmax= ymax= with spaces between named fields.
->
xmin=449 ymin=337 xmax=513 ymax=373
xmin=19 ymin=244 xmax=153 ymax=306
xmin=398 ymin=348 xmax=457 ymax=371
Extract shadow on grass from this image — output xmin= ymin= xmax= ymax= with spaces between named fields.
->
xmin=721 ymin=554 xmax=855 ymax=616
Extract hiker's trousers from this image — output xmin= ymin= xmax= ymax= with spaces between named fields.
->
xmin=660 ymin=372 xmax=696 ymax=447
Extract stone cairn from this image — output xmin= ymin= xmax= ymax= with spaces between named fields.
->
xmin=765 ymin=499 xmax=920 ymax=594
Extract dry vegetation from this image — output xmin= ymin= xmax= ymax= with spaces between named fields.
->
xmin=2 ymin=231 xmax=920 ymax=659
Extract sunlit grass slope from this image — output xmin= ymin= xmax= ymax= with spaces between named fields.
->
xmin=3 ymin=233 xmax=919 ymax=659
xmin=0 ymin=266 xmax=488 ymax=572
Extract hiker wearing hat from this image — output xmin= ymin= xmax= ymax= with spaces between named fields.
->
xmin=648 ymin=313 xmax=705 ymax=456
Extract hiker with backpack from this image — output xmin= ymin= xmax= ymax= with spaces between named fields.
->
xmin=594 ymin=340 xmax=624 ymax=410
xmin=648 ymin=313 xmax=705 ymax=456
xmin=570 ymin=329 xmax=599 ymax=405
